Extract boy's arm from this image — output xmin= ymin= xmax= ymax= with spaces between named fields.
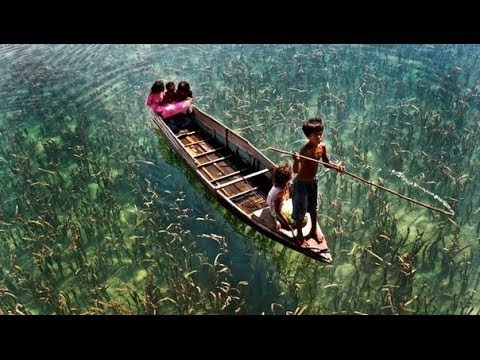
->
xmin=294 ymin=145 xmax=310 ymax=173
xmin=292 ymin=149 xmax=301 ymax=173
xmin=322 ymin=144 xmax=346 ymax=172
xmin=321 ymin=144 xmax=332 ymax=168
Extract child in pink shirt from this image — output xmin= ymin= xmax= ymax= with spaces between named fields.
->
xmin=145 ymin=80 xmax=165 ymax=113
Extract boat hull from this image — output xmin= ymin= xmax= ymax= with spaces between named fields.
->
xmin=152 ymin=107 xmax=332 ymax=264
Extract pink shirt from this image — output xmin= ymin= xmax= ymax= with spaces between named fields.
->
xmin=145 ymin=92 xmax=164 ymax=112
xmin=157 ymin=99 xmax=192 ymax=119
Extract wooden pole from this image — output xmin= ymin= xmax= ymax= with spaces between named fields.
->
xmin=268 ymin=147 xmax=454 ymax=217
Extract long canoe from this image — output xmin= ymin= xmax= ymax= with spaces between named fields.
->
xmin=151 ymin=107 xmax=333 ymax=264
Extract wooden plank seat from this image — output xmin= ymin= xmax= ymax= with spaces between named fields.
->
xmin=193 ymin=147 xmax=225 ymax=158
xmin=185 ymin=139 xmax=206 ymax=147
xmin=228 ymin=186 xmax=259 ymax=200
xmin=214 ymin=168 xmax=270 ymax=190
xmin=197 ymin=155 xmax=234 ymax=168
xmin=209 ymin=168 xmax=250 ymax=183
xmin=177 ymin=130 xmax=196 ymax=139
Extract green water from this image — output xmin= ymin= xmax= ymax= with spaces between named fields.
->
xmin=0 ymin=44 xmax=479 ymax=315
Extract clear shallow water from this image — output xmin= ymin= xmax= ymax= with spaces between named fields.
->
xmin=0 ymin=44 xmax=479 ymax=314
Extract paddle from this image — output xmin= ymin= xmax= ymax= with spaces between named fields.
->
xmin=268 ymin=147 xmax=454 ymax=217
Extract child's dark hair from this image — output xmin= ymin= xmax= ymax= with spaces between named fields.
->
xmin=166 ymin=81 xmax=176 ymax=91
xmin=272 ymin=162 xmax=292 ymax=186
xmin=302 ymin=117 xmax=324 ymax=137
xmin=151 ymin=80 xmax=165 ymax=93
xmin=177 ymin=81 xmax=190 ymax=92
xmin=176 ymin=81 xmax=193 ymax=101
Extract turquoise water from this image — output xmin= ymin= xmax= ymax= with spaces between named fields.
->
xmin=0 ymin=44 xmax=479 ymax=314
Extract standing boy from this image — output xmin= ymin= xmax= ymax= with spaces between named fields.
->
xmin=292 ymin=118 xmax=345 ymax=247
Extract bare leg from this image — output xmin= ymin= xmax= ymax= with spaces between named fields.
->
xmin=295 ymin=220 xmax=305 ymax=247
xmin=308 ymin=211 xmax=323 ymax=243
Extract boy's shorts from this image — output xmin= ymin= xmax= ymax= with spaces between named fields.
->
xmin=291 ymin=178 xmax=318 ymax=223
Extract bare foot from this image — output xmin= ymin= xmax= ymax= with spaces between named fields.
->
xmin=275 ymin=220 xmax=281 ymax=232
xmin=308 ymin=230 xmax=324 ymax=244
xmin=300 ymin=241 xmax=309 ymax=248
xmin=295 ymin=238 xmax=308 ymax=248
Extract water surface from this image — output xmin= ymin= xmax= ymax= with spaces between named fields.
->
xmin=0 ymin=44 xmax=479 ymax=314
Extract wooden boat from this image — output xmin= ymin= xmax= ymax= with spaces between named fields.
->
xmin=151 ymin=106 xmax=333 ymax=264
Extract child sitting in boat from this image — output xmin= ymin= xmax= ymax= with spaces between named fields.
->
xmin=162 ymin=81 xmax=176 ymax=105
xmin=146 ymin=79 xmax=194 ymax=133
xmin=145 ymin=80 xmax=165 ymax=113
xmin=267 ymin=162 xmax=294 ymax=232
xmin=166 ymin=80 xmax=194 ymax=132
xmin=175 ymin=81 xmax=193 ymax=102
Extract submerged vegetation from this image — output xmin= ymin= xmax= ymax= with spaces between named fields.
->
xmin=0 ymin=44 xmax=479 ymax=314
